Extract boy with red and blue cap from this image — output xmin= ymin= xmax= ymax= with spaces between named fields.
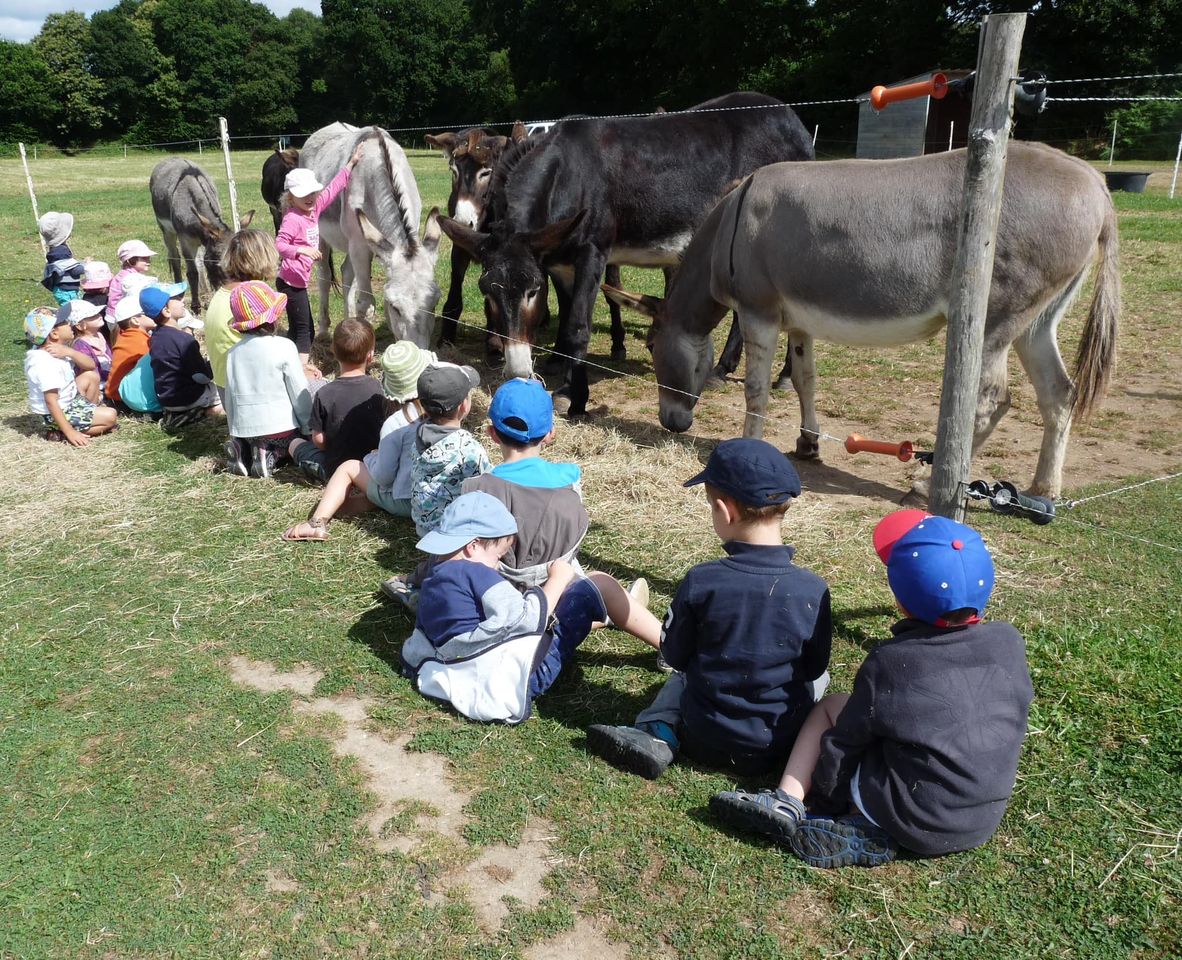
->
xmin=587 ymin=437 xmax=833 ymax=779
xmin=711 ymin=509 xmax=1034 ymax=868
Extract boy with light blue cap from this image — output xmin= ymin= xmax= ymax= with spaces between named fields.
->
xmin=400 ymin=492 xmax=663 ymax=723
xmin=711 ymin=510 xmax=1034 ymax=868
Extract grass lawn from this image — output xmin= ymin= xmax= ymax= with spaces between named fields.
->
xmin=0 ymin=145 xmax=1179 ymax=959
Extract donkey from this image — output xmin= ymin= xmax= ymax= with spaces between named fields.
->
xmin=439 ymin=91 xmax=814 ymax=416
xmin=149 ymin=158 xmax=252 ymax=313
xmin=605 ymin=142 xmax=1120 ymax=499
xmin=261 ymin=146 xmax=299 ymax=231
xmin=299 ymin=122 xmax=442 ymax=346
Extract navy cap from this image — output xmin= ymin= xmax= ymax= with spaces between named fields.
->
xmin=416 ymin=491 xmax=518 ymax=555
xmin=877 ymin=513 xmax=995 ymax=626
xmin=684 ymin=438 xmax=801 ymax=506
xmin=489 ymin=377 xmax=553 ymax=443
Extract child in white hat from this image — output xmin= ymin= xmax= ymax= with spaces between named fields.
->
xmin=63 ymin=299 xmax=113 ymax=389
xmin=275 ymin=140 xmax=367 ymax=363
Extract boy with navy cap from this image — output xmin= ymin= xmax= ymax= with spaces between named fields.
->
xmin=711 ymin=510 xmax=1034 ymax=868
xmin=588 ymin=437 xmax=832 ymax=779
xmin=400 ymin=492 xmax=663 ymax=721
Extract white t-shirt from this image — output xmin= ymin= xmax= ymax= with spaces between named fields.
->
xmin=25 ymin=348 xmax=78 ymax=415
xmin=379 ymin=403 xmax=421 ymax=440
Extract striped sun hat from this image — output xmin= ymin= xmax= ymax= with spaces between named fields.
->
xmin=229 ymin=281 xmax=288 ymax=332
xmin=380 ymin=340 xmax=436 ymax=401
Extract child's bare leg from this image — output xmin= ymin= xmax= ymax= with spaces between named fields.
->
xmin=76 ymin=371 xmax=100 ymax=403
xmin=777 ymin=693 xmax=850 ymax=800
xmin=87 ymin=407 xmax=118 ymax=436
xmin=587 ymin=572 xmax=662 ymax=649
xmin=336 ymin=463 xmax=376 ymax=517
xmin=313 ymin=459 xmax=364 ymax=522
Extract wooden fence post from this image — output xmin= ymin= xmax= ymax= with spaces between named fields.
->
xmin=928 ymin=12 xmax=1027 ymax=519
xmin=19 ymin=143 xmax=46 ymax=254
xmin=218 ymin=117 xmax=241 ymax=231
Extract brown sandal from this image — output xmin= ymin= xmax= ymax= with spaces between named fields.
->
xmin=282 ymin=517 xmax=330 ymax=542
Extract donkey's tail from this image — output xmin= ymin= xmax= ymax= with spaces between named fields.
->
xmin=1073 ymin=198 xmax=1120 ymax=419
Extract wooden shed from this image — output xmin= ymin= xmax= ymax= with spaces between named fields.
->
xmin=856 ymin=70 xmax=974 ymax=159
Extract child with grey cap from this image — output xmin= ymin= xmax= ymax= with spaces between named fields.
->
xmin=38 ymin=212 xmax=87 ymax=306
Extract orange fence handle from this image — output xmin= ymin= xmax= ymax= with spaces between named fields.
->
xmin=845 ymin=434 xmax=916 ymax=462
xmin=870 ymin=73 xmax=948 ymax=111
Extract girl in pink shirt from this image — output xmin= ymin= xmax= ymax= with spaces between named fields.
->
xmin=106 ymin=240 xmax=157 ymax=326
xmin=275 ymin=142 xmax=366 ymax=362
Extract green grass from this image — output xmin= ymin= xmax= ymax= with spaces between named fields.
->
xmin=1 ymin=149 xmax=1180 ymax=959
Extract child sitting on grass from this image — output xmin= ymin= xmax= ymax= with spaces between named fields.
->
xmin=145 ymin=283 xmax=223 ymax=433
xmin=710 ymin=510 xmax=1034 ymax=868
xmin=224 ymin=281 xmax=312 ymax=479
xmin=38 ymin=212 xmax=86 ymax=305
xmin=24 ymin=308 xmax=116 ymax=446
xmin=64 ymin=300 xmax=112 ymax=390
xmin=400 ymin=492 xmax=662 ymax=723
xmin=288 ymin=318 xmax=385 ymax=484
xmin=282 ymin=361 xmax=483 ymax=542
xmin=378 ymin=340 xmax=434 ymax=437
xmin=106 ymin=240 xmax=157 ymax=323
xmin=587 ymin=438 xmax=832 ymax=780
xmin=106 ymin=295 xmax=157 ymax=414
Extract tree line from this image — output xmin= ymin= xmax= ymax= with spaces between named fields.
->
xmin=1 ymin=0 xmax=1179 ymax=156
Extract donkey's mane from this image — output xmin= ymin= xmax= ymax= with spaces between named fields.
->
xmin=485 ymin=134 xmax=546 ymax=223
xmin=367 ymin=126 xmax=419 ymax=254
xmin=183 ymin=163 xmax=227 ymax=228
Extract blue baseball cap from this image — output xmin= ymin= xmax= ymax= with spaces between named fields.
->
xmin=138 ymin=281 xmax=188 ymax=319
xmin=684 ymin=437 xmax=801 ymax=506
xmin=489 ymin=377 xmax=553 ymax=443
xmin=876 ymin=512 xmax=995 ymax=626
xmin=416 ymin=491 xmax=518 ymax=556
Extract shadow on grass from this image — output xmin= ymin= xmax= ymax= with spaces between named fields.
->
xmin=834 ymin=604 xmax=896 ymax=653
xmin=3 ymin=412 xmax=49 ymax=439
xmin=346 ymin=584 xmax=415 ymax=676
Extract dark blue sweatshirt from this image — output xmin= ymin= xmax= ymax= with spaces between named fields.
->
xmin=149 ymin=325 xmax=212 ymax=408
xmin=661 ymin=541 xmax=831 ymax=758
xmin=812 ymin=618 xmax=1034 ymax=857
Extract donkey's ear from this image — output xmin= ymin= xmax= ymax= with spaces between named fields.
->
xmin=356 ymin=210 xmax=394 ymax=254
xmin=421 ymin=207 xmax=442 ymax=256
xmin=196 ymin=212 xmax=222 ymax=241
xmin=438 ymin=215 xmax=489 ymax=261
xmin=511 ymin=120 xmax=526 ymax=142
xmin=602 ymin=284 xmax=661 ymax=318
xmin=239 ymin=209 xmax=255 ymax=229
xmin=528 ymin=210 xmax=586 ymax=256
xmin=425 ymin=132 xmax=458 ymax=156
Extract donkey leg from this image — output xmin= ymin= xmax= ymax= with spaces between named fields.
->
xmin=440 ymin=247 xmax=470 ymax=345
xmin=317 ymin=249 xmax=333 ymax=336
xmin=161 ymin=228 xmax=183 ymax=285
xmin=710 ymin=314 xmax=744 ymax=387
xmin=969 ymin=340 xmax=1015 ymax=475
xmin=773 ymin=340 xmax=794 ymax=392
xmin=555 ymin=248 xmax=607 ymax=418
xmin=544 ymin=268 xmax=573 ymax=374
xmin=737 ymin=310 xmax=782 ymax=440
xmin=787 ymin=331 xmax=819 ymax=458
xmin=1014 ymin=320 xmax=1074 ymax=500
xmin=604 ymin=264 xmax=626 ymax=361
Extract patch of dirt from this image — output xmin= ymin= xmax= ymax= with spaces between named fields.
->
xmin=444 ymin=820 xmax=557 ymax=931
xmin=522 ymin=920 xmax=630 ymax=960
xmin=229 ymin=656 xmax=323 ymax=696
xmin=263 ymin=869 xmax=299 ymax=893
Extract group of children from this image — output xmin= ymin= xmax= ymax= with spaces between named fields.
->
xmin=24 ymin=177 xmax=1035 ymax=873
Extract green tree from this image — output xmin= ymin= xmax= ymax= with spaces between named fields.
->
xmin=0 ymin=41 xmax=57 ymax=142
xmin=33 ymin=12 xmax=108 ymax=145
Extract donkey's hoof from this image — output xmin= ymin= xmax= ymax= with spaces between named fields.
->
xmin=773 ymin=375 xmax=794 ymax=392
xmin=793 ymin=436 xmax=820 ymax=459
xmin=610 ymin=346 xmax=627 ymax=362
xmin=552 ymin=392 xmax=572 ymax=417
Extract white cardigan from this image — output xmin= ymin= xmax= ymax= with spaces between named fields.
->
xmin=224 ymin=334 xmax=312 ymax=439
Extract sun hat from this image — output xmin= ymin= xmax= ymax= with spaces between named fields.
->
xmin=81 ymin=261 xmax=113 ymax=291
xmin=872 ymin=509 xmax=932 ymax=563
xmin=116 ymin=239 xmax=156 ymax=263
xmin=874 ymin=512 xmax=995 ymax=626
xmin=114 ymin=294 xmax=146 ymax=324
xmin=25 ymin=308 xmax=67 ymax=345
xmin=684 ymin=437 xmax=801 ymax=506
xmin=38 ymin=211 xmax=73 ymax=248
xmin=380 ymin=341 xmax=436 ymax=401
xmin=284 ymin=168 xmax=324 ymax=198
xmin=229 ymin=280 xmax=288 ymax=332
xmin=418 ymin=362 xmax=480 ymax=415
xmin=415 ymin=491 xmax=518 ymax=556
xmin=139 ymin=281 xmax=189 ymax=320
xmin=489 ymin=377 xmax=554 ymax=443
xmin=58 ymin=299 xmax=104 ymax=326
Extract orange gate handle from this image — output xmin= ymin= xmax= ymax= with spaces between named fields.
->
xmin=845 ymin=434 xmax=916 ymax=462
xmin=870 ymin=73 xmax=948 ymax=111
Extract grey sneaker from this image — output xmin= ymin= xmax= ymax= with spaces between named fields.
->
xmin=709 ymin=788 xmax=806 ymax=843
xmin=250 ymin=445 xmax=275 ymax=479
xmin=380 ymin=575 xmax=420 ymax=613
xmin=223 ymin=438 xmax=248 ymax=477
xmin=790 ymin=814 xmax=898 ymax=868
xmin=586 ymin=724 xmax=674 ymax=779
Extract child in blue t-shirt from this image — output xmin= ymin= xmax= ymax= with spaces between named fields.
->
xmin=587 ymin=438 xmax=832 ymax=779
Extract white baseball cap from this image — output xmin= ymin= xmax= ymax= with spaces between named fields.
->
xmin=114 ymin=295 xmax=146 ymax=324
xmin=57 ymin=299 xmax=104 ymax=326
xmin=284 ymin=168 xmax=324 ymax=198
xmin=117 ymin=239 xmax=156 ymax=263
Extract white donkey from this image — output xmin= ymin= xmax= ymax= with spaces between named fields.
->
xmin=298 ymin=122 xmax=442 ymax=346
xmin=607 ymin=142 xmax=1120 ymax=499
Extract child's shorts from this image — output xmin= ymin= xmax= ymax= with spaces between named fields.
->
xmin=290 ymin=440 xmax=329 ymax=483
xmin=42 ymin=393 xmax=97 ymax=432
xmin=52 ymin=289 xmax=81 ymax=306
xmin=366 ymin=483 xmax=412 ymax=517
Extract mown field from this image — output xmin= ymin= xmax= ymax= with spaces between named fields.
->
xmin=1 ymin=145 xmax=1179 ymax=959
